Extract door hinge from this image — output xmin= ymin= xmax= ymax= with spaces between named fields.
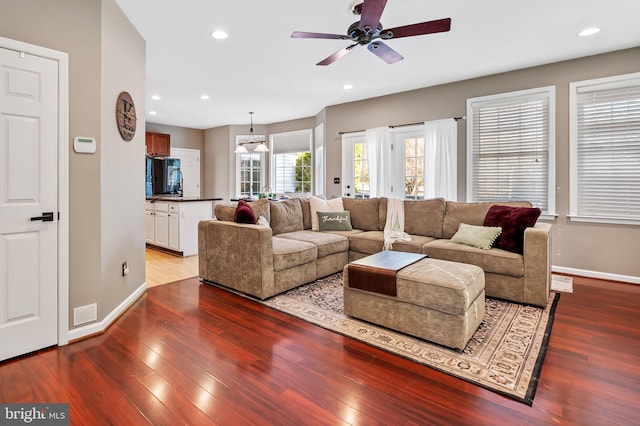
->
xmin=58 ymin=212 xmax=60 ymax=220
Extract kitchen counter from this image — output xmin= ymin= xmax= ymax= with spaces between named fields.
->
xmin=146 ymin=196 xmax=222 ymax=203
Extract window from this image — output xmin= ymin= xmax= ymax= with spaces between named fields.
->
xmin=467 ymin=87 xmax=555 ymax=215
xmin=570 ymin=72 xmax=640 ymax=224
xmin=342 ymin=133 xmax=370 ymax=198
xmin=353 ymin=141 xmax=370 ymax=198
xmin=270 ymin=129 xmax=312 ymax=195
xmin=238 ymin=152 xmax=262 ymax=197
xmin=394 ymin=130 xmax=425 ymax=199
xmin=234 ymin=135 xmax=266 ymax=197
xmin=273 ymin=152 xmax=311 ymax=193
xmin=314 ymin=123 xmax=324 ymax=196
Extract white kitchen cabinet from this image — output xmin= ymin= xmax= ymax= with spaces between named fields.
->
xmin=168 ymin=211 xmax=180 ymax=251
xmin=146 ymin=199 xmax=213 ymax=256
xmin=145 ymin=201 xmax=155 ymax=244
xmin=154 ymin=212 xmax=169 ymax=248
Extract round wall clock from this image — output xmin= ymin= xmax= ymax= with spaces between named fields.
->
xmin=116 ymin=91 xmax=136 ymax=141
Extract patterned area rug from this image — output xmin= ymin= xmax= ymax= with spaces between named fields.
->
xmin=262 ymin=273 xmax=560 ymax=405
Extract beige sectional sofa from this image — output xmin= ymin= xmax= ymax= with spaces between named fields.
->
xmin=198 ymin=197 xmax=551 ymax=307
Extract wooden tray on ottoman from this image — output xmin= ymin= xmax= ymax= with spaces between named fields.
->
xmin=347 ymin=251 xmax=426 ymax=296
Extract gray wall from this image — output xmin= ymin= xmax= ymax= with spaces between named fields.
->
xmin=322 ymin=47 xmax=640 ymax=280
xmin=146 ymin=122 xmax=204 ymax=151
xmin=0 ymin=0 xmax=146 ymax=329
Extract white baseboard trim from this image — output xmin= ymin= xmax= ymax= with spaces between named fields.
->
xmin=552 ymin=266 xmax=640 ymax=285
xmin=67 ymin=282 xmax=147 ymax=342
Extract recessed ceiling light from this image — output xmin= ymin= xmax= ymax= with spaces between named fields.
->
xmin=211 ymin=30 xmax=228 ymax=40
xmin=149 ymin=111 xmax=157 ymax=115
xmin=200 ymin=94 xmax=210 ymax=100
xmin=343 ymin=84 xmax=353 ymax=90
xmin=578 ymin=27 xmax=600 ymax=37
xmin=151 ymin=95 xmax=160 ymax=100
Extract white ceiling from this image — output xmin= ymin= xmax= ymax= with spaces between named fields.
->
xmin=114 ymin=0 xmax=640 ymax=130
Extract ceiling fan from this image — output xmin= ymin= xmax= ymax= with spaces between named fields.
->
xmin=291 ymin=0 xmax=451 ymax=66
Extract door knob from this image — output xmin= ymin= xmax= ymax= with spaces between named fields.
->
xmin=30 ymin=212 xmax=54 ymax=222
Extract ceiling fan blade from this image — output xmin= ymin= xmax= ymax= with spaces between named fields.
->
xmin=317 ymin=44 xmax=357 ymax=66
xmin=383 ymin=18 xmax=451 ymax=39
xmin=358 ymin=0 xmax=388 ymax=33
xmin=367 ymin=41 xmax=403 ymax=64
xmin=291 ymin=31 xmax=349 ymax=40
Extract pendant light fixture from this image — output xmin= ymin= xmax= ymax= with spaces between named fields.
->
xmin=235 ymin=112 xmax=268 ymax=154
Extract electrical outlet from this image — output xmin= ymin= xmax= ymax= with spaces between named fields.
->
xmin=122 ymin=261 xmax=128 ymax=276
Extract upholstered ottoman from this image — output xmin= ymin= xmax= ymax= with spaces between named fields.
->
xmin=344 ymin=257 xmax=485 ymax=350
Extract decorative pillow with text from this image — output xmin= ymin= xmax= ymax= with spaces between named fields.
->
xmin=309 ymin=196 xmax=344 ymax=231
xmin=317 ymin=211 xmax=353 ymax=232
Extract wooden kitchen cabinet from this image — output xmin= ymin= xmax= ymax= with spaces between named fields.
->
xmin=145 ymin=131 xmax=170 ymax=156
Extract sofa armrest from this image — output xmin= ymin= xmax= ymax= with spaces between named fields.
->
xmin=198 ymin=220 xmax=275 ymax=299
xmin=522 ymin=222 xmax=552 ymax=307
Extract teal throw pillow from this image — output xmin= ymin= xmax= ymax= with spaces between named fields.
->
xmin=317 ymin=211 xmax=352 ymax=232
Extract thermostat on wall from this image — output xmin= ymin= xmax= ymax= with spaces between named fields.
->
xmin=73 ymin=136 xmax=96 ymax=154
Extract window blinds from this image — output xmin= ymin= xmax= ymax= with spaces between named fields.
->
xmin=574 ymin=79 xmax=640 ymax=221
xmin=469 ymin=91 xmax=551 ymax=212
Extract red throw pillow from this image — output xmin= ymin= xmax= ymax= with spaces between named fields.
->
xmin=483 ymin=205 xmax=541 ymax=254
xmin=234 ymin=200 xmax=257 ymax=224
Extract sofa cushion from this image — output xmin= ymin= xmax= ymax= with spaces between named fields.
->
xmin=442 ymin=201 xmax=532 ymax=239
xmin=298 ymin=197 xmax=312 ymax=230
xmin=309 ymin=196 xmax=344 ymax=231
xmin=393 ymin=235 xmax=436 ymax=254
xmin=277 ymin=230 xmax=349 ymax=258
xmin=217 ymin=200 xmax=272 ymax=223
xmin=349 ymin=231 xmax=384 ymax=255
xmin=379 ymin=197 xmax=388 ymax=230
xmin=270 ymin=199 xmax=303 ymax=235
xmin=424 ymin=239 xmax=524 ymax=277
xmin=322 ymin=229 xmax=366 ymax=239
xmin=272 ymin=236 xmax=317 ymax=272
xmin=234 ymin=200 xmax=256 ymax=224
xmin=342 ymin=197 xmax=380 ymax=230
xmin=249 ymin=198 xmax=270 ymax=223
xmin=214 ymin=203 xmax=236 ymax=222
xmin=483 ymin=205 xmax=541 ymax=254
xmin=317 ymin=211 xmax=353 ymax=231
xmin=403 ymin=198 xmax=445 ymax=238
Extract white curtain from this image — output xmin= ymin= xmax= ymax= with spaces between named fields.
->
xmin=424 ymin=119 xmax=457 ymax=200
xmin=366 ymin=127 xmax=389 ymax=197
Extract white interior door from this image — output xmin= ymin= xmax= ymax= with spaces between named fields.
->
xmin=170 ymin=147 xmax=200 ymax=197
xmin=0 ymin=47 xmax=58 ymax=361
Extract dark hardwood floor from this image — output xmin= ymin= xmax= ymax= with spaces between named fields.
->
xmin=1 ymin=276 xmax=639 ymax=425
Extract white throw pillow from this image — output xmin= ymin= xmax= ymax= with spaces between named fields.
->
xmin=309 ymin=195 xmax=344 ymax=231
